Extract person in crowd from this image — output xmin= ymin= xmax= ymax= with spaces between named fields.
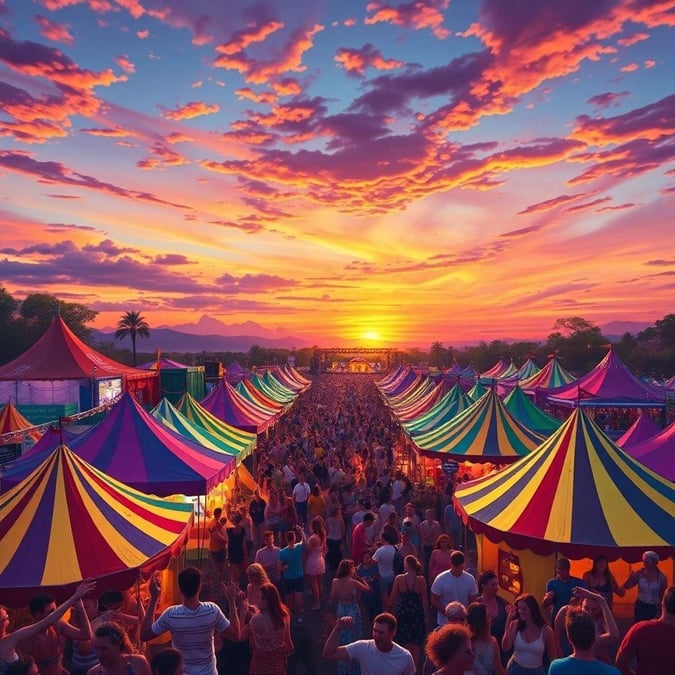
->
xmin=444 ymin=602 xmax=468 ymax=625
xmin=373 ymin=529 xmax=398 ymax=608
xmin=387 ymin=555 xmax=428 ymax=670
xmin=398 ymin=522 xmax=419 ymax=560
xmin=86 ymin=621 xmax=151 ymax=675
xmin=226 ymin=514 xmax=248 ymax=587
xmin=553 ymin=587 xmax=618 ymax=662
xmin=238 ymin=505 xmax=255 ymax=566
xmin=17 ymin=586 xmax=96 ymax=675
xmin=352 ymin=512 xmax=376 ymax=567
xmin=263 ymin=488 xmax=283 ymax=544
xmin=325 ymin=506 xmax=346 ymax=572
xmin=323 ymin=613 xmax=416 ymax=675
xmin=292 ymin=472 xmax=311 ymax=527
xmin=69 ymin=596 xmax=109 ymax=675
xmin=254 ymin=531 xmax=281 ymax=590
xmin=140 ymin=568 xmax=241 ymax=675
xmin=357 ymin=551 xmax=382 ymax=623
xmin=548 ymin=609 xmax=619 ymax=674
xmin=582 ymin=556 xmax=624 ymax=610
xmin=150 ymin=648 xmax=183 ymax=675
xmin=248 ymin=491 xmax=267 ymax=549
xmin=542 ymin=557 xmax=587 ymax=624
xmin=501 ymin=594 xmax=556 ymax=675
xmin=277 ymin=526 xmax=307 ymax=622
xmin=428 ymin=536 xmax=454 ymax=590
xmin=305 ymin=516 xmax=327 ymax=611
xmin=329 ymin=559 xmax=372 ymax=674
xmin=308 ymin=485 xmax=327 ymax=521
xmin=616 ymin=584 xmax=675 ymax=675
xmin=420 ymin=510 xmax=442 ymax=575
xmin=424 ymin=623 xmax=475 ymax=675
xmin=245 ymin=563 xmax=271 ymax=610
xmin=466 ymin=602 xmax=505 ymax=675
xmin=2 ymin=581 xmax=95 ymax=675
xmin=622 ymin=550 xmax=668 ymax=622
xmin=476 ymin=570 xmax=510 ymax=666
xmin=431 ymin=551 xmax=479 ymax=627
xmin=240 ymin=583 xmax=293 ymax=675
xmin=207 ymin=508 xmax=228 ymax=582
xmin=443 ymin=500 xmax=463 ymax=550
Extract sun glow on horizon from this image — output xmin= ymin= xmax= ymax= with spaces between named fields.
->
xmin=362 ymin=330 xmax=381 ymax=342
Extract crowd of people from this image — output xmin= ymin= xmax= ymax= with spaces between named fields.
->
xmin=1 ymin=374 xmax=673 ymax=675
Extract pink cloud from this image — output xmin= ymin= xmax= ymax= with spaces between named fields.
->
xmin=235 ymin=87 xmax=277 ymax=104
xmin=617 ymin=32 xmax=649 ymax=47
xmin=620 ymin=62 xmax=639 ymax=72
xmin=644 ymin=59 xmax=656 ymax=68
xmin=215 ymin=19 xmax=284 ymax=56
xmin=365 ymin=0 xmax=450 ymax=39
xmin=517 ymin=193 xmax=585 ymax=215
xmin=335 ymin=44 xmax=404 ymax=76
xmin=163 ymin=101 xmax=220 ymax=120
xmin=136 ymin=30 xmax=149 ymax=39
xmin=137 ymin=143 xmax=189 ymax=170
xmin=564 ymin=196 xmax=612 ymax=213
xmin=80 ymin=126 xmax=136 ymax=138
xmin=115 ymin=54 xmax=135 ymax=73
xmin=34 ymin=15 xmax=74 ymax=45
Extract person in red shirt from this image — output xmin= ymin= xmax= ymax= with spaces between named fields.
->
xmin=616 ymin=585 xmax=675 ymax=675
xmin=351 ymin=512 xmax=375 ymax=568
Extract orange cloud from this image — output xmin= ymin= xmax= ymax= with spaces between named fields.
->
xmin=235 ymin=87 xmax=277 ymax=104
xmin=137 ymin=30 xmax=149 ymax=39
xmin=165 ymin=132 xmax=194 ymax=144
xmin=365 ymin=0 xmax=450 ymax=39
xmin=34 ymin=15 xmax=75 ymax=45
xmin=80 ymin=126 xmax=137 ymax=138
xmin=617 ymin=32 xmax=649 ymax=46
xmin=335 ymin=44 xmax=404 ymax=76
xmin=272 ymin=78 xmax=302 ymax=96
xmin=137 ymin=143 xmax=189 ymax=170
xmin=644 ymin=59 xmax=656 ymax=68
xmin=620 ymin=62 xmax=639 ymax=72
xmin=163 ymin=101 xmax=220 ymax=120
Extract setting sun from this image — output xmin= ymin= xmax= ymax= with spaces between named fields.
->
xmin=362 ymin=331 xmax=381 ymax=342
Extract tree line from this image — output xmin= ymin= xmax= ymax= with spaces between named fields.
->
xmin=0 ymin=288 xmax=672 ymax=379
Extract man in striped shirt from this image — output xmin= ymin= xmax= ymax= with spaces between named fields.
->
xmin=140 ymin=567 xmax=240 ymax=675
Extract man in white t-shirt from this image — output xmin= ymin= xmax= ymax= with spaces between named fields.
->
xmin=140 ymin=567 xmax=241 ymax=675
xmin=430 ymin=550 xmax=479 ymax=627
xmin=324 ymin=612 xmax=416 ymax=675
xmin=292 ymin=473 xmax=311 ymax=526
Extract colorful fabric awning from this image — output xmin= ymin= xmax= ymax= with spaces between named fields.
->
xmin=198 ymin=381 xmax=275 ymax=433
xmin=454 ymin=407 xmax=675 ymax=561
xmin=1 ymin=392 xmax=235 ymax=496
xmin=410 ymin=389 xmax=546 ymax=463
xmin=503 ymin=386 xmax=562 ymax=436
xmin=467 ymin=381 xmax=488 ymax=402
xmin=151 ymin=398 xmax=255 ymax=462
xmin=403 ymin=384 xmax=472 ymax=435
xmin=616 ymin=411 xmax=661 ymax=450
xmin=625 ymin=422 xmax=675 ymax=482
xmin=0 ymin=402 xmax=41 ymax=443
xmin=0 ymin=444 xmax=192 ymax=605
xmin=520 ymin=356 xmax=576 ymax=393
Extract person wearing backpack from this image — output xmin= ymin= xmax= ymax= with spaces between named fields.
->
xmin=373 ymin=529 xmax=398 ymax=607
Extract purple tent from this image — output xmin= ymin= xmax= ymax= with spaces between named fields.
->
xmin=626 ymin=422 xmax=675 ymax=482
xmin=1 ymin=392 xmax=234 ymax=496
xmin=616 ymin=412 xmax=661 ymax=450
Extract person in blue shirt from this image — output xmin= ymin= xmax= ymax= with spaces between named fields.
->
xmin=549 ymin=607 xmax=619 ymax=674
xmin=278 ymin=526 xmax=306 ymax=622
xmin=543 ymin=557 xmax=587 ymax=624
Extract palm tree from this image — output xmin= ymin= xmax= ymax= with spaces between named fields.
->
xmin=115 ymin=311 xmax=150 ymax=366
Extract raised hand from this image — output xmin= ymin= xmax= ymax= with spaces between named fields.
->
xmin=74 ymin=579 xmax=97 ymax=600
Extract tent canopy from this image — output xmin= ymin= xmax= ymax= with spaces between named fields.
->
xmin=1 ymin=392 xmax=235 ymax=496
xmin=0 ymin=316 xmax=150 ymax=381
xmin=626 ymin=422 xmax=675 ymax=482
xmin=616 ymin=411 xmax=661 ymax=450
xmin=199 ymin=381 xmax=275 ymax=433
xmin=545 ymin=348 xmax=669 ymax=408
xmin=521 ymin=356 xmax=575 ymax=392
xmin=411 ymin=389 xmax=546 ymax=463
xmin=403 ymin=383 xmax=472 ymax=435
xmin=503 ymin=386 xmax=562 ymax=436
xmin=137 ymin=357 xmax=190 ymax=370
xmin=455 ymin=407 xmax=674 ymax=561
xmin=0 ymin=402 xmax=41 ymax=443
xmin=0 ymin=444 xmax=192 ymax=606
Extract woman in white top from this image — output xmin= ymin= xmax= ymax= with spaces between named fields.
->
xmin=467 ymin=602 xmax=505 ymax=675
xmin=501 ymin=594 xmax=555 ymax=675
xmin=623 ymin=550 xmax=668 ymax=622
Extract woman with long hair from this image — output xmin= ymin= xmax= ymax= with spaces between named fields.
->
xmin=623 ymin=550 xmax=668 ymax=621
xmin=86 ymin=622 xmax=150 ymax=675
xmin=246 ymin=563 xmax=271 ymax=610
xmin=305 ymin=516 xmax=328 ymax=611
xmin=425 ymin=624 xmax=475 ymax=675
xmin=329 ymin=559 xmax=371 ymax=675
xmin=264 ymin=487 xmax=283 ymax=543
xmin=466 ymin=603 xmax=505 ymax=675
xmin=428 ymin=535 xmax=453 ymax=586
xmin=583 ymin=555 xmax=624 ymax=609
xmin=501 ymin=595 xmax=556 ymax=675
xmin=387 ymin=555 xmax=428 ymax=670
xmin=243 ymin=584 xmax=293 ymax=675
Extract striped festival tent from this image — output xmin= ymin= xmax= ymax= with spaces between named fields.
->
xmin=0 ymin=444 xmax=193 ymax=606
xmin=454 ymin=407 xmax=675 ymax=561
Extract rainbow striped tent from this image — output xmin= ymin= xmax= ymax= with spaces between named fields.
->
xmin=410 ymin=389 xmax=546 ymax=463
xmin=0 ymin=402 xmax=41 ymax=444
xmin=467 ymin=381 xmax=488 ymax=402
xmin=0 ymin=444 xmax=192 ymax=606
xmin=151 ymin=398 xmax=255 ymax=462
xmin=403 ymin=383 xmax=472 ymax=435
xmin=1 ymin=392 xmax=235 ymax=496
xmin=479 ymin=357 xmax=518 ymax=383
xmin=199 ymin=381 xmax=275 ymax=433
xmin=454 ymin=407 xmax=675 ymax=561
xmin=236 ymin=379 xmax=286 ymax=415
xmin=503 ymin=386 xmax=562 ymax=436
xmin=392 ymin=380 xmax=450 ymax=422
xmin=520 ymin=355 xmax=576 ymax=393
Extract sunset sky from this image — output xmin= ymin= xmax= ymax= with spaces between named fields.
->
xmin=0 ymin=0 xmax=673 ymax=347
